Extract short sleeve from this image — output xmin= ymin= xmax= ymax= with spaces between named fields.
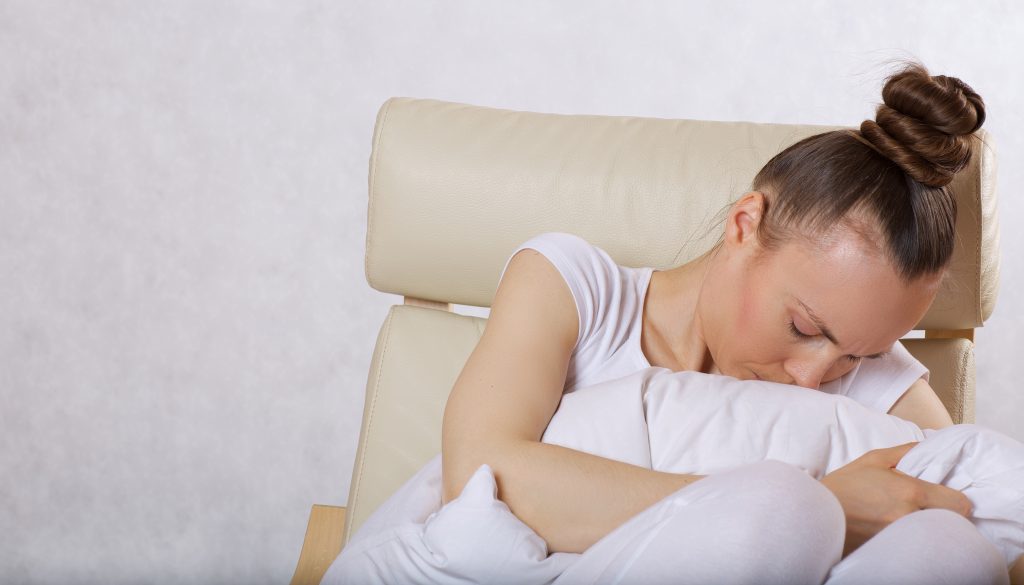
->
xmin=819 ymin=340 xmax=929 ymax=413
xmin=497 ymin=232 xmax=621 ymax=352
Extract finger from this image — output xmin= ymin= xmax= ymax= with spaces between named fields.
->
xmin=914 ymin=479 xmax=973 ymax=517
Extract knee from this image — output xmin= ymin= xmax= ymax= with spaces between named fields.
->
xmin=914 ymin=507 xmax=980 ymax=530
xmin=718 ymin=461 xmax=845 ymax=581
xmin=828 ymin=509 xmax=1008 ymax=585
xmin=602 ymin=461 xmax=845 ymax=585
xmin=898 ymin=509 xmax=1007 ymax=582
xmin=741 ymin=460 xmax=844 ymax=535
xmin=912 ymin=509 xmax=1006 ymax=564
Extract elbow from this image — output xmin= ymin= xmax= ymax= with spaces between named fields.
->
xmin=441 ymin=434 xmax=531 ymax=503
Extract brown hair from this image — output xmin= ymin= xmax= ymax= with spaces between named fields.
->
xmin=751 ymin=61 xmax=986 ymax=281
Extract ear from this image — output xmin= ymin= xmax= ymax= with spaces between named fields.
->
xmin=723 ymin=191 xmax=767 ymax=249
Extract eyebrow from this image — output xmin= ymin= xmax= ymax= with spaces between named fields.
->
xmin=796 ymin=299 xmax=889 ymax=360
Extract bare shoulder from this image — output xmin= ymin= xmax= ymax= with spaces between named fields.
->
xmin=485 ymin=248 xmax=578 ymax=351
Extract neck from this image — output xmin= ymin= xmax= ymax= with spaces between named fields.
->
xmin=643 ymin=249 xmax=716 ymax=373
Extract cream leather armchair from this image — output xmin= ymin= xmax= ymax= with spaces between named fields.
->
xmin=291 ymin=97 xmax=1000 ymax=585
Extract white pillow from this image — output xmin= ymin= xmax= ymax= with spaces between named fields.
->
xmin=321 ymin=457 xmax=577 ymax=585
xmin=543 ymin=367 xmax=923 ymax=478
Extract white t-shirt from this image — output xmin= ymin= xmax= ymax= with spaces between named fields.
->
xmin=501 ymin=232 xmax=928 ymax=414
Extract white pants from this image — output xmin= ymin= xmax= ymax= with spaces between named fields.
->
xmin=552 ymin=460 xmax=1008 ymax=585
xmin=325 ymin=368 xmax=1021 ymax=584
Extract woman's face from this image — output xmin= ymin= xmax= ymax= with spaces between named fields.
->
xmin=698 ymin=193 xmax=942 ymax=388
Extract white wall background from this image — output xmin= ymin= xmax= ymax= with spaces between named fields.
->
xmin=2 ymin=1 xmax=1022 ymax=583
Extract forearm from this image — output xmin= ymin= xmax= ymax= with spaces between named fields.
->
xmin=443 ymin=437 xmax=702 ymax=554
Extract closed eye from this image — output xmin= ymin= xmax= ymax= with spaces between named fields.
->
xmin=789 ymin=320 xmax=862 ymax=363
xmin=788 ymin=320 xmax=812 ymax=339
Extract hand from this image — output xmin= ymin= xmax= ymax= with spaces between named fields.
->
xmin=820 ymin=442 xmax=973 ymax=556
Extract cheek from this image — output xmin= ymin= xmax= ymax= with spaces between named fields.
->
xmin=727 ymin=287 xmax=773 ymax=357
xmin=735 ymin=285 xmax=757 ymax=334
xmin=743 ymin=286 xmax=783 ymax=336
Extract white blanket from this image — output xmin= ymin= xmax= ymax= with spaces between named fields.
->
xmin=323 ymin=367 xmax=1024 ymax=584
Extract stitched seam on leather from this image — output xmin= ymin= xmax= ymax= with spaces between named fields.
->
xmin=974 ymin=138 xmax=984 ymax=324
xmin=956 ymin=342 xmax=966 ymax=421
xmin=962 ymin=344 xmax=970 ymax=422
xmin=350 ymin=307 xmax=396 ymax=528
xmin=365 ymin=98 xmax=396 ymax=290
xmin=959 ymin=340 xmax=972 ymax=422
xmin=977 ymin=132 xmax=994 ymax=324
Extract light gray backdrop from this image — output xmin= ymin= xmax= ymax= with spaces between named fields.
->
xmin=2 ymin=1 xmax=1022 ymax=583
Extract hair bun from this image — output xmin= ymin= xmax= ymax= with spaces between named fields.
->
xmin=859 ymin=61 xmax=986 ymax=187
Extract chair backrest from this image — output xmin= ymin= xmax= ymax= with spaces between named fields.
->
xmin=344 ymin=97 xmax=1000 ymax=542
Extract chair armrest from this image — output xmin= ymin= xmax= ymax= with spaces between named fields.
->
xmin=290 ymin=505 xmax=347 ymax=585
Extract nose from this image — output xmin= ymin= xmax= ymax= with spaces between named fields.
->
xmin=783 ymin=356 xmax=833 ymax=389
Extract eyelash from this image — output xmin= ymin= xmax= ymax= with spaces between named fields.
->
xmin=788 ymin=320 xmax=811 ymax=339
xmin=788 ymin=320 xmax=860 ymax=363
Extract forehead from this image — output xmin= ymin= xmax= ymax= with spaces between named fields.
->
xmin=767 ymin=227 xmax=939 ymax=353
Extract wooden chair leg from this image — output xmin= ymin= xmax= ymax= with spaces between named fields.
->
xmin=290 ymin=505 xmax=347 ymax=585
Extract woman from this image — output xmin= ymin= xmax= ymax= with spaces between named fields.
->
xmin=438 ymin=61 xmax=1006 ymax=581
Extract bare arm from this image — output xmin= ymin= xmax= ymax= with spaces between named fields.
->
xmin=887 ymin=378 xmax=954 ymax=430
xmin=441 ymin=249 xmax=703 ymax=554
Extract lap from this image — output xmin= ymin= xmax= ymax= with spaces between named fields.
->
xmin=553 ymin=460 xmax=844 ymax=585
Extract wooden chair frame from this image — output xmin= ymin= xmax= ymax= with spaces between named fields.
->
xmin=290 ymin=296 xmax=450 ymax=585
